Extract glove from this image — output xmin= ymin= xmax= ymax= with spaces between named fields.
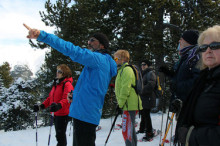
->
xmin=33 ymin=104 xmax=45 ymax=112
xmin=159 ymin=65 xmax=175 ymax=77
xmin=169 ymin=99 xmax=182 ymax=113
xmin=68 ymin=90 xmax=73 ymax=100
xmin=116 ymin=105 xmax=123 ymax=114
xmin=33 ymin=104 xmax=40 ymax=112
xmin=49 ymin=103 xmax=62 ymax=112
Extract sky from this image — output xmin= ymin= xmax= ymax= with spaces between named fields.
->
xmin=0 ymin=112 xmax=176 ymax=146
xmin=0 ymin=0 xmax=55 ymax=75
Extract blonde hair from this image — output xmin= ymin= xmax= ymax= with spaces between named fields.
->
xmin=198 ymin=25 xmax=220 ymax=46
xmin=114 ymin=50 xmax=130 ymax=62
xmin=198 ymin=25 xmax=220 ymax=70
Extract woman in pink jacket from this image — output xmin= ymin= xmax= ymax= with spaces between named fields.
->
xmin=34 ymin=64 xmax=74 ymax=146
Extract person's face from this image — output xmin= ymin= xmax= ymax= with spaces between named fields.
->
xmin=88 ymin=37 xmax=104 ymax=50
xmin=114 ymin=55 xmax=123 ymax=65
xmin=178 ymin=38 xmax=191 ymax=51
xmin=141 ymin=62 xmax=148 ymax=71
xmin=201 ymin=36 xmax=220 ymax=69
xmin=56 ymin=68 xmax=63 ymax=79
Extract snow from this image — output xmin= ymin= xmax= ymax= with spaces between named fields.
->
xmin=0 ymin=112 xmax=177 ymax=146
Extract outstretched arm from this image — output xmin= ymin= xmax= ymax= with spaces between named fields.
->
xmin=23 ymin=23 xmax=40 ymax=39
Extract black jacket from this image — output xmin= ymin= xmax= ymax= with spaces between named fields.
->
xmin=176 ymin=65 xmax=220 ymax=146
xmin=140 ymin=67 xmax=156 ymax=109
xmin=171 ymin=48 xmax=200 ymax=103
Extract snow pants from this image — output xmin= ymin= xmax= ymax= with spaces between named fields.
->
xmin=139 ymin=108 xmax=153 ymax=133
xmin=122 ymin=111 xmax=137 ymax=146
xmin=72 ymin=118 xmax=97 ymax=146
xmin=54 ymin=115 xmax=69 ymax=146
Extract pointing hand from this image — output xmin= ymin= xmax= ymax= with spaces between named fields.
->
xmin=23 ymin=23 xmax=40 ymax=39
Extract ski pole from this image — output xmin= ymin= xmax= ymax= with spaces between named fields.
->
xmin=159 ymin=105 xmax=164 ymax=145
xmin=104 ymin=111 xmax=119 ymax=146
xmin=160 ymin=112 xmax=175 ymax=146
xmin=159 ymin=76 xmax=166 ymax=145
xmin=170 ymin=120 xmax=173 ymax=146
xmin=35 ymin=112 xmax=38 ymax=146
xmin=48 ymin=112 xmax=54 ymax=146
xmin=69 ymin=118 xmax=73 ymax=136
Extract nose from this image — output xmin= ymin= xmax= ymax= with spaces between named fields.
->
xmin=205 ymin=47 xmax=212 ymax=53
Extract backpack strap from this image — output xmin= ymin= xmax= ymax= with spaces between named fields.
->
xmin=62 ymin=80 xmax=71 ymax=91
xmin=120 ymin=65 xmax=138 ymax=93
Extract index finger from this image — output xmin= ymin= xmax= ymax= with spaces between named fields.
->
xmin=23 ymin=23 xmax=31 ymax=30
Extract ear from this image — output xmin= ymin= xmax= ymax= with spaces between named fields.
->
xmin=99 ymin=44 xmax=105 ymax=49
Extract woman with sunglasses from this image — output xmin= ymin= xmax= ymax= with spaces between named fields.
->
xmin=174 ymin=25 xmax=220 ymax=146
xmin=33 ymin=64 xmax=74 ymax=146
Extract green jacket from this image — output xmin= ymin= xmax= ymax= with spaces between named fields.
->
xmin=115 ymin=63 xmax=143 ymax=111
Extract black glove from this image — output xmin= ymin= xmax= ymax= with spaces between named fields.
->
xmin=33 ymin=104 xmax=40 ymax=112
xmin=49 ymin=103 xmax=62 ymax=112
xmin=159 ymin=65 xmax=175 ymax=77
xmin=116 ymin=105 xmax=123 ymax=114
xmin=169 ymin=99 xmax=182 ymax=113
xmin=68 ymin=90 xmax=73 ymax=100
xmin=33 ymin=104 xmax=45 ymax=112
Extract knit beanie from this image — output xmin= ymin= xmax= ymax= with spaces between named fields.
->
xmin=182 ymin=30 xmax=199 ymax=45
xmin=142 ymin=59 xmax=152 ymax=66
xmin=91 ymin=33 xmax=109 ymax=49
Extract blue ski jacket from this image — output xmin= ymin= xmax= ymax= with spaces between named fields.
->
xmin=37 ymin=31 xmax=117 ymax=125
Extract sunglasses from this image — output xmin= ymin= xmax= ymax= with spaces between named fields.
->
xmin=198 ymin=42 xmax=220 ymax=52
xmin=114 ymin=57 xmax=121 ymax=61
xmin=141 ymin=63 xmax=146 ymax=66
xmin=88 ymin=38 xmax=97 ymax=42
xmin=57 ymin=70 xmax=63 ymax=74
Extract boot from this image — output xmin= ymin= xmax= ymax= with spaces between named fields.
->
xmin=142 ymin=130 xmax=155 ymax=141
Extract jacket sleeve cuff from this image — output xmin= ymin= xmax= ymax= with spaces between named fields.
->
xmin=37 ymin=30 xmax=47 ymax=42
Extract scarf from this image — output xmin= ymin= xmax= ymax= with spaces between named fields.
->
xmin=52 ymin=77 xmax=65 ymax=86
xmin=179 ymin=45 xmax=200 ymax=68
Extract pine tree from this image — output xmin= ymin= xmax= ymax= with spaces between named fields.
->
xmin=0 ymin=78 xmax=39 ymax=131
xmin=11 ymin=64 xmax=33 ymax=81
xmin=0 ymin=75 xmax=5 ymax=129
xmin=0 ymin=62 xmax=13 ymax=88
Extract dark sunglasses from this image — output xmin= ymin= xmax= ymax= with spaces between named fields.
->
xmin=141 ymin=63 xmax=146 ymax=66
xmin=198 ymin=42 xmax=220 ymax=52
xmin=88 ymin=38 xmax=97 ymax=42
xmin=57 ymin=70 xmax=63 ymax=74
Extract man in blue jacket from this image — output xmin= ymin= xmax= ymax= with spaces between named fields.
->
xmin=24 ymin=24 xmax=117 ymax=146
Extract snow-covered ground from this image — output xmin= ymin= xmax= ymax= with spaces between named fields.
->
xmin=0 ymin=112 xmax=176 ymax=146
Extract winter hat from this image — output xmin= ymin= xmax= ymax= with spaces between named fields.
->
xmin=182 ymin=30 xmax=199 ymax=45
xmin=91 ymin=33 xmax=109 ymax=49
xmin=141 ymin=59 xmax=152 ymax=66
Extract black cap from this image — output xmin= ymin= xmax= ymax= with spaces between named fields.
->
xmin=91 ymin=33 xmax=109 ymax=49
xmin=141 ymin=60 xmax=152 ymax=66
xmin=182 ymin=30 xmax=199 ymax=45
